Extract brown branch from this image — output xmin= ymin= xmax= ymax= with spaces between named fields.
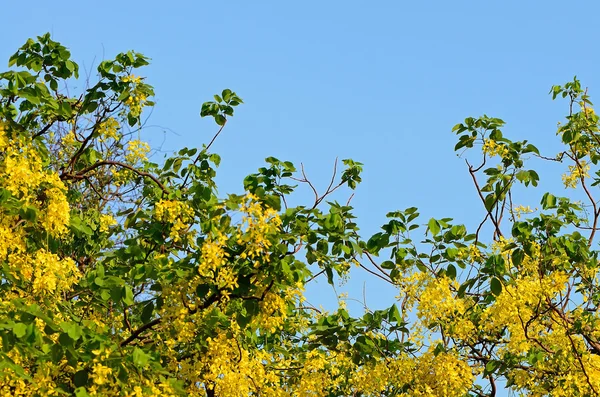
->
xmin=363 ymin=251 xmax=392 ymax=279
xmin=181 ymin=121 xmax=228 ymax=188
xmin=306 ymin=269 xmax=326 ymax=284
xmin=324 ymin=157 xmax=338 ymax=197
xmin=358 ymin=263 xmax=394 ymax=285
xmin=64 ymin=105 xmax=114 ymax=172
xmin=205 ymin=120 xmax=227 ymax=152
xmin=488 ymin=375 xmax=497 ymax=397
xmin=466 ymin=159 xmax=503 ymax=239
xmin=534 ymin=152 xmax=566 ymax=162
xmin=120 ymin=318 xmax=161 ymax=347
xmin=298 ymin=163 xmax=319 ymax=205
xmin=63 ymin=160 xmax=168 ymax=194
xmin=32 ymin=120 xmax=56 ymax=139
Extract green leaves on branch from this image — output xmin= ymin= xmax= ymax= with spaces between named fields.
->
xmin=201 ymin=88 xmax=243 ymax=126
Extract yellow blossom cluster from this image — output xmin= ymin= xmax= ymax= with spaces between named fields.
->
xmin=507 ymin=329 xmax=600 ymax=395
xmin=513 ymin=205 xmax=535 ymax=219
xmin=0 ymin=121 xmax=77 ymax=297
xmin=198 ymin=235 xmax=239 ymax=293
xmin=256 ymin=291 xmax=289 ymax=333
xmin=350 ymin=350 xmax=474 ymax=396
xmin=480 ymin=271 xmax=569 ymax=355
xmin=122 ymin=74 xmax=142 ymax=84
xmin=97 ymin=117 xmax=120 ymax=142
xmin=0 ymin=356 xmax=63 ymax=396
xmin=62 ymin=130 xmax=78 ymax=147
xmin=0 ymin=133 xmax=71 ymax=236
xmin=482 ymin=138 xmax=510 ymax=158
xmin=111 ymin=167 xmax=133 ymax=186
xmin=91 ymin=363 xmax=112 ymax=386
xmin=122 ymin=74 xmax=148 ymax=117
xmin=456 ymin=243 xmax=484 ymax=264
xmin=98 ymin=213 xmax=117 ymax=232
xmin=562 ymin=160 xmax=590 ymax=188
xmin=0 ymin=122 xmax=7 ymax=148
xmin=417 ymin=276 xmax=476 ymax=340
xmin=125 ymin=139 xmax=150 ymax=164
xmin=237 ymin=193 xmax=282 ymax=262
xmin=154 ymin=199 xmax=194 ymax=242
xmin=7 ymin=243 xmax=79 ymax=296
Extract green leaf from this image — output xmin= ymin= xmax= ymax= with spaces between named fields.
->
xmin=73 ymin=369 xmax=89 ymax=387
xmin=141 ymin=301 xmax=154 ymax=324
xmin=380 ymin=260 xmax=395 ymax=270
xmin=388 ymin=304 xmax=402 ymax=323
xmin=215 ymin=114 xmax=226 ymax=126
xmin=19 ymin=206 xmax=38 ymax=223
xmin=122 ymin=286 xmax=135 ymax=306
xmin=222 ymin=89 xmax=232 ymax=102
xmin=512 ymin=249 xmax=524 ymax=267
xmin=428 ymin=218 xmax=440 ymax=236
xmin=484 ymin=360 xmax=500 ymax=375
xmin=541 ymin=193 xmax=557 ymax=209
xmin=133 ymin=347 xmax=150 ymax=367
xmin=446 ymin=264 xmax=457 ymax=280
xmin=74 ymin=387 xmax=90 ymax=397
xmin=13 ymin=323 xmax=27 ymax=338
xmin=67 ymin=324 xmax=82 ymax=341
xmin=244 ymin=300 xmax=260 ymax=317
xmin=490 ymin=277 xmax=503 ymax=296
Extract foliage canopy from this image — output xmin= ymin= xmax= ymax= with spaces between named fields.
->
xmin=2 ymin=34 xmax=600 ymax=396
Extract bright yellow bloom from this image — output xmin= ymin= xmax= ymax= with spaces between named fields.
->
xmin=562 ymin=160 xmax=590 ymax=188
xmin=97 ymin=117 xmax=120 ymax=142
xmin=513 ymin=205 xmax=535 ymax=219
xmin=99 ymin=213 xmax=117 ymax=232
xmin=482 ymin=138 xmax=510 ymax=159
xmin=154 ymin=199 xmax=194 ymax=242
xmin=125 ymin=139 xmax=150 ymax=164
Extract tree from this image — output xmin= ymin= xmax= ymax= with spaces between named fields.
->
xmin=1 ymin=33 xmax=600 ymax=397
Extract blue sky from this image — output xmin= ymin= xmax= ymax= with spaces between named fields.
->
xmin=2 ymin=1 xmax=599 ymax=393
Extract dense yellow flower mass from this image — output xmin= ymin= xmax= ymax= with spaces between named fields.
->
xmin=154 ymin=199 xmax=195 ymax=242
xmin=98 ymin=213 xmax=117 ymax=232
xmin=417 ymin=276 xmax=476 ymax=340
xmin=0 ymin=121 xmax=82 ymax=394
xmin=237 ymin=193 xmax=282 ymax=261
xmin=0 ymin=122 xmax=76 ymax=298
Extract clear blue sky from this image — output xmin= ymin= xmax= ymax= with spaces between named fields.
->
xmin=2 ymin=1 xmax=599 ymax=393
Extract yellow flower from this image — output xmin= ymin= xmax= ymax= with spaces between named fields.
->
xmin=237 ymin=193 xmax=282 ymax=262
xmin=99 ymin=214 xmax=117 ymax=232
xmin=91 ymin=363 xmax=113 ymax=385
xmin=482 ymin=138 xmax=510 ymax=159
xmin=122 ymin=74 xmax=142 ymax=84
xmin=154 ymin=199 xmax=194 ymax=242
xmin=27 ymin=249 xmax=80 ymax=295
xmin=562 ymin=160 xmax=590 ymax=188
xmin=125 ymin=139 xmax=150 ymax=164
xmin=97 ymin=117 xmax=120 ymax=142
xmin=62 ymin=131 xmax=77 ymax=147
xmin=121 ymin=76 xmax=149 ymax=117
xmin=513 ymin=205 xmax=535 ymax=219
xmin=0 ymin=120 xmax=8 ymax=149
